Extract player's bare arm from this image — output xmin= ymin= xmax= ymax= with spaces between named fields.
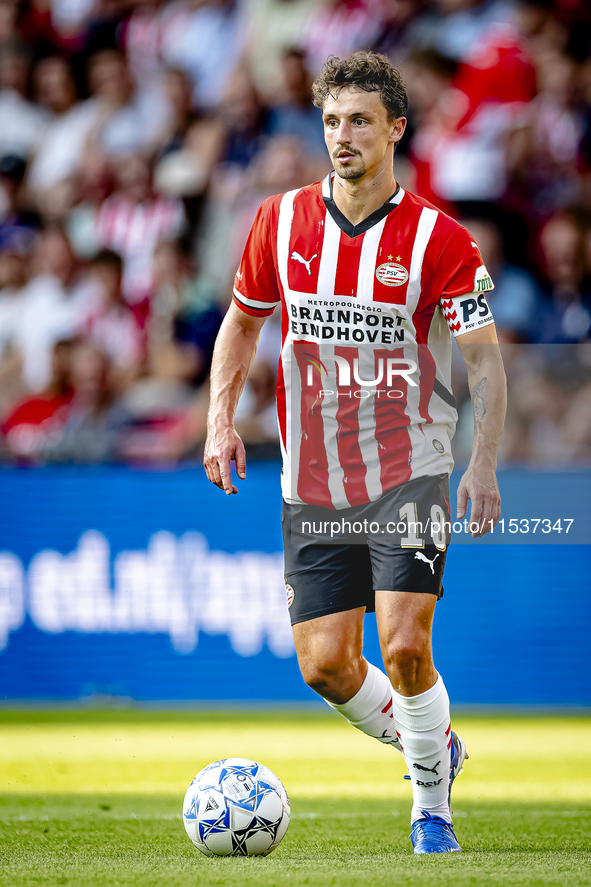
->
xmin=456 ymin=324 xmax=507 ymax=537
xmin=204 ymin=302 xmax=267 ymax=495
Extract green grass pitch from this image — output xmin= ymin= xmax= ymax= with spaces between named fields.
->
xmin=1 ymin=709 xmax=590 ymax=887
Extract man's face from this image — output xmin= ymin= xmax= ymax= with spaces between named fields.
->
xmin=322 ymin=86 xmax=405 ymax=182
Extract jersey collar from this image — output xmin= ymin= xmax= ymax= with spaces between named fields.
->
xmin=322 ymin=171 xmax=405 ymax=239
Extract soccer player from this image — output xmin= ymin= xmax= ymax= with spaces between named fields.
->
xmin=204 ymin=52 xmax=506 ymax=853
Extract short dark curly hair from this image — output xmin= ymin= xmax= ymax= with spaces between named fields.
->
xmin=312 ymin=51 xmax=408 ymax=122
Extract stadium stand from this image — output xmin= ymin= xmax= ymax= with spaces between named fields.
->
xmin=0 ymin=0 xmax=589 ymax=466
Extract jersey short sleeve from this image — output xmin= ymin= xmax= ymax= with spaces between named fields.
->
xmin=232 ymin=199 xmax=281 ymax=318
xmin=437 ymin=225 xmax=495 ymax=337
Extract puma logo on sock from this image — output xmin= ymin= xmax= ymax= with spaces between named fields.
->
xmin=413 ymin=760 xmax=440 ymax=775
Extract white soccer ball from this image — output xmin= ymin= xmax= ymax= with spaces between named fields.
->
xmin=182 ymin=758 xmax=291 ymax=857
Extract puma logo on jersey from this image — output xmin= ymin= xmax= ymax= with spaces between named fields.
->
xmin=291 ymin=251 xmax=318 ymax=275
xmin=414 ymin=552 xmax=439 ymax=574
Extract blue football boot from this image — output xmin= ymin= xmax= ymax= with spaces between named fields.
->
xmin=410 ymin=811 xmax=462 ymax=853
xmin=406 ymin=731 xmax=468 ymax=853
xmin=449 ymin=731 xmax=468 ymax=809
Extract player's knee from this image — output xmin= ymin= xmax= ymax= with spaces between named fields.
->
xmin=298 ymin=650 xmax=351 ymax=695
xmin=383 ymin=636 xmax=428 ymax=680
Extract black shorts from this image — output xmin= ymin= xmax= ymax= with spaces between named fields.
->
xmin=282 ymin=474 xmax=451 ymax=626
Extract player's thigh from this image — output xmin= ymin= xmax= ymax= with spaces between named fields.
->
xmin=292 ymin=607 xmax=366 ymax=672
xmin=283 ymin=502 xmax=374 ymax=625
xmin=374 ymin=589 xmax=437 ymax=658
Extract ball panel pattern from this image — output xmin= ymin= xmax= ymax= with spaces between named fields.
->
xmin=182 ymin=758 xmax=290 ymax=857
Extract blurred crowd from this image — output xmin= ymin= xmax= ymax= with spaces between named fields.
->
xmin=0 ymin=0 xmax=590 ymax=466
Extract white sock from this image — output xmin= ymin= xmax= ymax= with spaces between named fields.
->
xmin=326 ymin=662 xmax=402 ymax=753
xmin=391 ymin=674 xmax=452 ymax=823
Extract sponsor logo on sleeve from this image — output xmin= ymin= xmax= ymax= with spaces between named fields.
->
xmin=458 ymin=293 xmax=493 ymax=331
xmin=441 ymin=266 xmax=494 ymax=336
xmin=474 ymin=264 xmax=493 ymax=293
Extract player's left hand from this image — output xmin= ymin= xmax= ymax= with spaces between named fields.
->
xmin=456 ymin=465 xmax=500 ymax=537
xmin=204 ymin=422 xmax=246 ymax=495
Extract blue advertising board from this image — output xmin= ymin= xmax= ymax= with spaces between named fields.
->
xmin=0 ymin=463 xmax=589 ymax=705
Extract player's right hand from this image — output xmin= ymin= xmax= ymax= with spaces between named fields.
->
xmin=203 ymin=423 xmax=246 ymax=495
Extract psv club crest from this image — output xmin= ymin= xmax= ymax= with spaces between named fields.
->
xmin=285 ymin=581 xmax=295 ymax=608
xmin=375 ymin=261 xmax=409 ymax=287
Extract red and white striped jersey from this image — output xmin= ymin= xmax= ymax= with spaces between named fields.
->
xmin=233 ymin=173 xmax=495 ymax=509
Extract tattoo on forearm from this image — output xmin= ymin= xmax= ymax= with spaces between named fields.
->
xmin=472 ymin=377 xmax=487 ymax=431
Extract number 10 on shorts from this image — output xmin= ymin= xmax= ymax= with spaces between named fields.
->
xmin=398 ymin=502 xmax=448 ymax=550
